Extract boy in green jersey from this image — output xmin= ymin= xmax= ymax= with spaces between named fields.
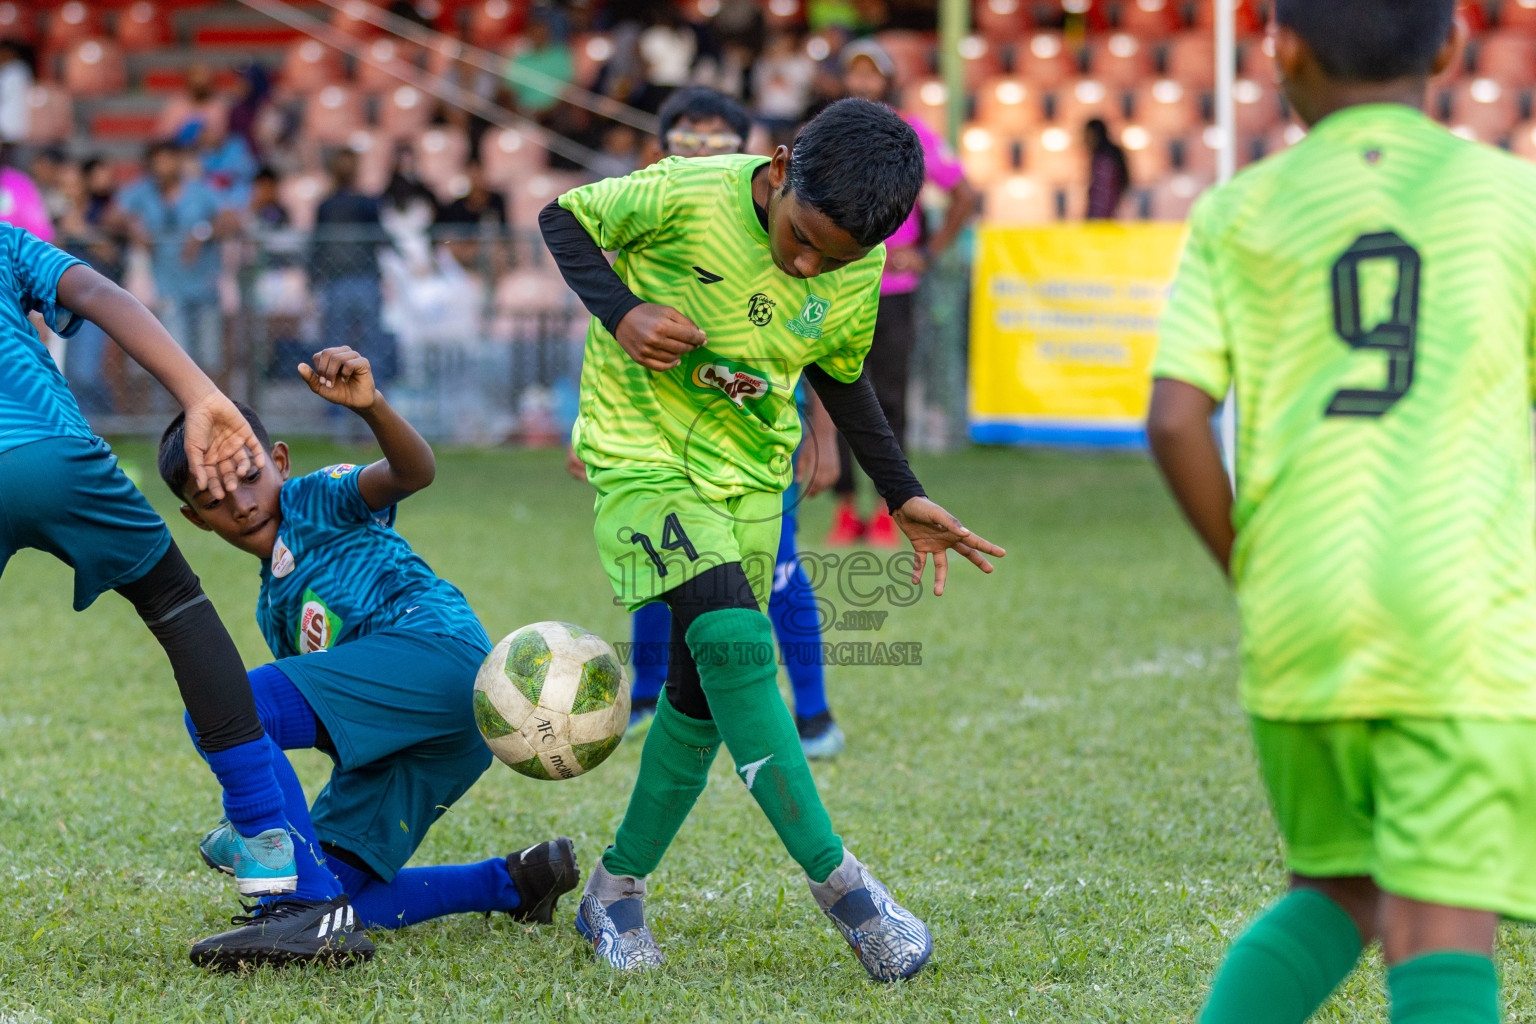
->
xmin=1149 ymin=2 xmax=1535 ymax=1021
xmin=540 ymin=98 xmax=1004 ymax=980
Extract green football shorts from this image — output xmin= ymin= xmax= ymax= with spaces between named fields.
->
xmin=588 ymin=464 xmax=782 ymax=612
xmin=1251 ymin=716 xmax=1536 ymax=921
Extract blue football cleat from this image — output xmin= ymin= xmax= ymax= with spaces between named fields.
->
xmin=198 ymin=818 xmax=298 ymax=896
xmin=573 ymin=858 xmax=664 ymax=971
xmin=808 ymin=850 xmax=932 ymax=982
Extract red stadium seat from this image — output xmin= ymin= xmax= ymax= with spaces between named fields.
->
xmin=283 ymin=38 xmax=344 ymax=92
xmin=415 ymin=126 xmax=470 ymax=200
xmin=1024 ymin=125 xmax=1083 ymax=187
xmin=1236 ymin=33 xmax=1274 ymax=79
xmin=1261 ymin=121 xmax=1307 ymax=159
xmin=1231 ymin=77 xmax=1282 ymax=135
xmin=1145 ymin=173 xmax=1210 ymax=220
xmin=764 ymin=0 xmax=806 ymax=30
xmin=1460 ymin=1 xmax=1491 ymax=33
xmin=332 ymin=0 xmax=382 ymax=39
xmin=975 ymin=76 xmax=1044 ymax=133
xmin=279 ymin=172 xmax=328 ymax=232
xmin=1119 ymin=123 xmax=1174 ymax=182
xmin=1447 ymin=77 xmax=1521 ymax=142
xmin=1509 ymin=120 xmax=1536 ymax=162
xmin=302 ymin=84 xmax=364 ymax=145
xmin=1190 ymin=0 xmax=1263 ymax=35
xmin=115 ymin=1 xmax=168 ymax=51
xmin=975 ymin=0 xmax=1028 ymax=42
xmin=481 ymin=126 xmax=547 ymax=187
xmin=959 ymin=123 xmax=1012 ymax=187
xmin=357 ymin=37 xmax=422 ymax=93
xmin=1129 ymin=78 xmax=1202 ymax=135
xmin=571 ymin=33 xmax=613 ymax=90
xmin=1053 ymin=78 xmax=1121 ymax=127
xmin=378 ymin=83 xmax=432 ymax=139
xmin=1165 ymin=32 xmax=1217 ymax=89
xmin=1057 ymin=0 xmax=1112 ymax=33
xmin=876 ymin=31 xmax=935 ymax=87
xmin=24 ymin=82 xmax=72 ymax=143
xmin=1177 ymin=126 xmax=1222 ymax=177
xmin=45 ymin=1 xmax=97 ymax=52
xmin=1086 ymin=33 xmax=1155 ymax=88
xmin=1501 ymin=0 xmax=1536 ymax=31
xmin=1019 ymin=32 xmax=1076 ymax=89
xmin=983 ymin=175 xmax=1055 ymax=224
xmin=61 ymin=38 xmax=126 ymax=98
xmin=1474 ymin=31 xmax=1536 ymax=86
xmin=467 ymin=0 xmax=520 ymax=50
xmin=902 ymin=77 xmax=948 ymax=134
xmin=344 ymin=128 xmax=394 ymax=194
xmin=0 ymin=3 xmax=32 ymax=44
xmin=1116 ymin=0 xmax=1181 ymax=38
xmin=960 ymin=36 xmax=1003 ymax=90
xmin=510 ymin=170 xmax=585 ymax=229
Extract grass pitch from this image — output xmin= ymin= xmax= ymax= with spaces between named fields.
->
xmin=0 ymin=443 xmax=1531 ymax=1023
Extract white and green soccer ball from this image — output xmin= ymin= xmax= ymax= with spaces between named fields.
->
xmin=474 ymin=621 xmax=630 ymax=781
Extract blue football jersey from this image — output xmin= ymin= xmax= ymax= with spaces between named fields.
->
xmin=256 ymin=464 xmax=491 ymax=659
xmin=0 ymin=224 xmax=88 ymax=455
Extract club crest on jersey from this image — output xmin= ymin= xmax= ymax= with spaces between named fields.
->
xmin=270 ymin=537 xmax=295 ymax=578
xmin=297 ymin=589 xmax=342 ymax=653
xmin=786 ymin=293 xmax=831 ymax=339
xmin=328 ymin=463 xmax=356 ymax=479
xmin=747 ymin=292 xmax=775 ymax=327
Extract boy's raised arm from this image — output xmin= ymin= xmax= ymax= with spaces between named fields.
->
xmin=298 ymin=346 xmax=435 ymax=511
xmin=54 ymin=263 xmax=264 ymax=500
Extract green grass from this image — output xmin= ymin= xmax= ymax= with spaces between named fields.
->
xmin=1 ymin=443 xmax=1532 ymax=1022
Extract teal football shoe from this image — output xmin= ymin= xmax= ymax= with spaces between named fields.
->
xmin=798 ymin=712 xmax=846 ymax=760
xmin=199 ymin=818 xmax=298 ymax=896
xmin=809 ymin=849 xmax=932 ymax=982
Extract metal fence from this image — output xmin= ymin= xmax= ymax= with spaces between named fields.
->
xmin=56 ymin=224 xmax=972 ymax=451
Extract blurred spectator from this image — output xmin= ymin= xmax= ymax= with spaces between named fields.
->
xmin=226 ymin=64 xmax=274 ymax=160
xmin=644 ymin=85 xmax=751 ymax=164
xmin=589 ymin=123 xmax=641 ymax=179
xmin=1084 ymin=118 xmax=1130 ymax=220
xmin=0 ymin=40 xmax=31 ymax=144
xmin=379 ymin=146 xmax=438 ymax=273
xmin=247 ymin=166 xmax=289 ymax=230
xmin=29 ymin=147 xmax=68 ymax=225
xmin=639 ymin=8 xmax=698 ymax=89
xmin=753 ymin=33 xmax=816 ymax=134
xmin=505 ymin=9 xmax=574 ymax=118
xmin=57 ymin=161 xmax=123 ymax=415
xmin=826 ymin=39 xmax=978 ymax=547
xmin=438 ymin=158 xmax=507 ymax=229
xmin=58 ymin=158 xmax=125 ymax=278
xmin=117 ymin=140 xmax=234 ymax=374
xmin=156 ymin=64 xmax=231 ymax=143
xmin=309 ymin=149 xmax=393 ymax=379
xmin=0 ymin=152 xmax=53 ymax=241
xmin=187 ymin=121 xmax=258 ymax=205
xmin=83 ymin=157 xmax=121 ymax=233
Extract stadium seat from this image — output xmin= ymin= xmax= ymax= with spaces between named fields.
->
xmin=344 ymin=127 xmax=394 ymax=194
xmin=903 ymin=77 xmax=948 ymax=134
xmin=415 ymin=126 xmax=470 ymax=200
xmin=481 ymin=126 xmax=547 ymax=187
xmin=1019 ymin=32 xmax=1077 ymax=89
xmin=302 ymin=84 xmax=365 ymax=145
xmin=875 ymin=31 xmax=935 ymax=86
xmin=1190 ymin=0 xmax=1264 ymax=35
xmin=1054 ymin=0 xmax=1112 ymax=33
xmin=1236 ymin=34 xmax=1274 ymax=79
xmin=1231 ymin=77 xmax=1282 ymax=135
xmin=1119 ymin=123 xmax=1174 ymax=183
xmin=1260 ymin=121 xmax=1307 ymax=159
xmin=467 ymin=0 xmax=519 ymax=50
xmin=1447 ymin=77 xmax=1521 ymax=142
xmin=1145 ymin=173 xmax=1210 ymax=220
xmin=1053 ymin=78 xmax=1121 ymax=127
xmin=976 ymin=77 xmax=1043 ymax=133
xmin=1501 ymin=0 xmax=1536 ymax=31
xmin=1115 ymin=0 xmax=1181 ymax=38
xmin=959 ymin=124 xmax=1012 ymax=187
xmin=425 ymin=36 xmax=465 ymax=81
xmin=1164 ymin=32 xmax=1217 ymax=89
xmin=511 ymin=170 xmax=586 ymax=229
xmin=1474 ymin=31 xmax=1536 ymax=85
xmin=278 ymin=171 xmax=329 ymax=232
xmin=1457 ymin=1 xmax=1490 ymax=33
xmin=493 ymin=268 xmax=572 ymax=321
xmin=1128 ymin=78 xmax=1202 ymax=136
xmin=1509 ymin=120 xmax=1536 ymax=161
xmin=332 ymin=0 xmax=382 ymax=39
xmin=1086 ymin=33 xmax=1154 ymax=88
xmin=61 ymin=38 xmax=126 ymax=98
xmin=1176 ymin=126 xmax=1223 ymax=177
xmin=357 ymin=37 xmax=423 ymax=93
xmin=24 ymin=83 xmax=72 ymax=143
xmin=283 ymin=39 xmax=344 ymax=92
xmin=45 ymin=1 xmax=97 ymax=52
xmin=0 ymin=3 xmax=31 ymax=45
xmin=975 ymin=0 xmax=1028 ymax=42
xmin=571 ymin=34 xmax=613 ymax=90
xmin=1023 ymin=125 xmax=1083 ymax=187
xmin=983 ymin=175 xmax=1055 ymax=224
xmin=115 ymin=1 xmax=168 ymax=51
xmin=379 ymin=83 xmax=432 ymax=139
xmin=960 ymin=36 xmax=1003 ymax=90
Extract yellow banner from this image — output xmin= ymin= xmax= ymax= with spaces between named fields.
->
xmin=969 ymin=223 xmax=1187 ymax=446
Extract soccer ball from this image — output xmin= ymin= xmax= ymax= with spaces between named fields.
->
xmin=474 ymin=621 xmax=630 ymax=781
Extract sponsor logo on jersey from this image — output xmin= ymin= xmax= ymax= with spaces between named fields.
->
xmin=786 ymin=293 xmax=832 ymax=339
xmin=271 ymin=536 xmax=295 ymax=578
xmin=296 ymin=589 xmax=342 ymax=653
xmin=328 ymin=463 xmax=357 ymax=478
xmin=747 ymin=292 xmax=775 ymax=326
xmin=689 ymin=356 xmax=773 ymax=410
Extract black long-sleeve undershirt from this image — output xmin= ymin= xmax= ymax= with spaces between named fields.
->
xmin=538 ymin=197 xmax=926 ymax=510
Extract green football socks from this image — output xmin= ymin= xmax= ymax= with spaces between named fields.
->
xmin=1388 ymin=952 xmax=1500 ymax=1024
xmin=604 ymin=692 xmax=720 ymax=879
xmin=1199 ymin=889 xmax=1364 ymax=1024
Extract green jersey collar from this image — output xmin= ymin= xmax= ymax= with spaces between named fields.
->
xmin=736 ymin=156 xmax=771 ymax=247
xmin=1307 ymin=102 xmax=1434 ymax=139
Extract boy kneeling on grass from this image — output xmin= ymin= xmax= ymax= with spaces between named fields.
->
xmin=159 ymin=345 xmax=579 ymax=969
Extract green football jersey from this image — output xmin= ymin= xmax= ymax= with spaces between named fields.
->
xmin=1154 ymin=103 xmax=1536 ymax=722
xmin=559 ymin=154 xmax=884 ymax=501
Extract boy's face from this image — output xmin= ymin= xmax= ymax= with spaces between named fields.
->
xmin=179 ymin=442 xmax=290 ymax=559
xmin=762 ymin=146 xmax=873 ymax=280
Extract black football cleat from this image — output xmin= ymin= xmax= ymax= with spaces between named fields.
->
xmin=190 ymin=895 xmax=375 ymax=970
xmin=504 ymin=837 xmax=580 ymax=924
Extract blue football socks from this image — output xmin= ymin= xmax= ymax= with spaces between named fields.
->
xmin=327 ymin=855 xmax=521 ymax=929
xmin=630 ymin=601 xmax=671 ymax=704
xmin=198 ymin=737 xmax=289 ymax=839
xmin=771 ymin=529 xmax=829 ymax=720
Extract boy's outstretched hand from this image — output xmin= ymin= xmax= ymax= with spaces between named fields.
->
xmin=299 ymin=346 xmax=376 ymax=409
xmin=891 ymin=497 xmax=1006 ymax=597
xmin=182 ymin=389 xmax=267 ymax=501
